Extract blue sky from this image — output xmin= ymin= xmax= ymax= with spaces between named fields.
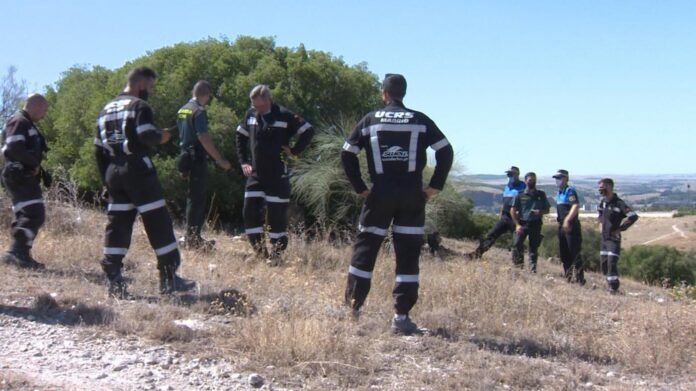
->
xmin=2 ymin=1 xmax=694 ymax=175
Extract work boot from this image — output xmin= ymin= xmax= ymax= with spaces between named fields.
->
xmin=1 ymin=250 xmax=45 ymax=270
xmin=159 ymin=265 xmax=196 ymax=294
xmin=106 ymin=271 xmax=128 ymax=299
xmin=391 ymin=315 xmax=423 ymax=335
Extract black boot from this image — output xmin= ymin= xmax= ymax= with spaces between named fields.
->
xmin=2 ymin=249 xmax=44 ymax=269
xmin=106 ymin=270 xmax=128 ymax=299
xmin=159 ymin=265 xmax=196 ymax=294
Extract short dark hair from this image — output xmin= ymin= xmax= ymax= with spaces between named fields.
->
xmin=598 ymin=178 xmax=614 ymax=188
xmin=126 ymin=66 xmax=157 ymax=85
xmin=192 ymin=80 xmax=212 ymax=98
xmin=525 ymin=172 xmax=536 ymax=179
xmin=381 ymin=73 xmax=407 ymax=100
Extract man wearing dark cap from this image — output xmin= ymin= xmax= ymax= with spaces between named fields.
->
xmin=553 ymin=169 xmax=584 ymax=284
xmin=510 ymin=172 xmax=550 ymax=272
xmin=176 ymin=80 xmax=232 ymax=251
xmin=597 ymin=178 xmax=639 ymax=293
xmin=341 ymin=73 xmax=454 ymax=335
xmin=468 ymin=166 xmax=526 ymax=259
xmin=1 ymin=94 xmax=50 ymax=269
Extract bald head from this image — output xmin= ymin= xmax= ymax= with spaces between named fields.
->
xmin=23 ymin=93 xmax=48 ymax=122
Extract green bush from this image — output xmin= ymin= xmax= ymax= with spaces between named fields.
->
xmin=39 ymin=37 xmax=380 ymax=227
xmin=619 ymin=245 xmax=696 ymax=286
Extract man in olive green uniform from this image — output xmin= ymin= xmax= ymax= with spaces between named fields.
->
xmin=510 ymin=172 xmax=550 ymax=272
xmin=176 ymin=80 xmax=231 ymax=250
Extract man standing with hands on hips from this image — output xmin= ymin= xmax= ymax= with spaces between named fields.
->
xmin=341 ymin=73 xmax=454 ymax=335
xmin=235 ymin=85 xmax=314 ymax=265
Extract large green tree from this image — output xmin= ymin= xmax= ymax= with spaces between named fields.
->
xmin=40 ymin=36 xmax=380 ymax=227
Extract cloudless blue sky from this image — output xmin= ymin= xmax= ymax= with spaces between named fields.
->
xmin=2 ymin=1 xmax=694 ymax=175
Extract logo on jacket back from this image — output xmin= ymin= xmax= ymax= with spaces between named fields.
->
xmin=375 ymin=111 xmax=414 ymax=124
xmin=381 ymin=145 xmax=408 ymax=161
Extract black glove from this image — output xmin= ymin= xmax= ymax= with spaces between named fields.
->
xmin=39 ymin=167 xmax=53 ymax=188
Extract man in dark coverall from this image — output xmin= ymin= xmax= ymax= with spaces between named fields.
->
xmin=176 ymin=80 xmax=231 ymax=251
xmin=342 ymin=74 xmax=454 ymax=335
xmin=1 ymin=94 xmax=50 ymax=269
xmin=95 ymin=67 xmax=195 ymax=297
xmin=510 ymin=172 xmax=550 ymax=273
xmin=597 ymin=178 xmax=638 ymax=293
xmin=235 ymin=85 xmax=314 ymax=265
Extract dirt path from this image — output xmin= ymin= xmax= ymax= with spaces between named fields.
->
xmin=0 ymin=304 xmax=261 ymax=391
xmin=642 ymin=224 xmax=688 ymax=245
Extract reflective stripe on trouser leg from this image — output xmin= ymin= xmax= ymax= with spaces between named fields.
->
xmin=346 ymin=193 xmax=392 ymax=311
xmin=140 ymin=204 xmax=180 ymax=269
xmin=601 ymin=239 xmax=621 ymax=290
xmin=10 ymin=201 xmax=45 ymax=252
xmin=125 ymin=166 xmax=181 ymax=270
xmin=392 ymin=191 xmax=425 ymax=315
xmin=4 ymin=174 xmax=45 ymax=253
xmin=243 ymin=190 xmax=266 ymax=252
xmin=102 ymin=189 xmax=138 ymax=274
xmin=267 ymin=201 xmax=289 ymax=252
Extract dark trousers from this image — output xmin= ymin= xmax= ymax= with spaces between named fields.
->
xmin=243 ymin=175 xmax=290 ymax=254
xmin=1 ymin=163 xmax=45 ymax=256
xmin=512 ymin=220 xmax=543 ymax=272
xmin=476 ymin=215 xmax=515 ymax=255
xmin=101 ymin=156 xmax=180 ymax=276
xmin=185 ymin=158 xmax=208 ymax=239
xmin=558 ymin=222 xmax=584 ymax=282
xmin=345 ymin=189 xmax=425 ymax=315
xmin=600 ymin=239 xmax=621 ymax=291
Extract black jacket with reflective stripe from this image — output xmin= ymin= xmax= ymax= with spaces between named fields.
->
xmin=341 ymin=100 xmax=453 ymax=193
xmin=94 ymin=93 xmax=163 ymax=181
xmin=235 ymin=103 xmax=314 ymax=179
xmin=2 ymin=110 xmax=47 ymax=169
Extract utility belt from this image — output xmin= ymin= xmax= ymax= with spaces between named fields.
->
xmin=176 ymin=145 xmax=206 ymax=174
xmin=1 ymin=161 xmax=51 ymax=188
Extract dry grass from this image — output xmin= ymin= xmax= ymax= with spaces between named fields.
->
xmin=0 ymin=191 xmax=695 ymax=389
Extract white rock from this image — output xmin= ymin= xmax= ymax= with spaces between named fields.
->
xmin=606 ymin=371 xmax=615 ymax=378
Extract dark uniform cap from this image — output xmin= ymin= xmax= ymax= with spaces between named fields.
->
xmin=552 ymin=169 xmax=569 ymax=179
xmin=505 ymin=166 xmax=520 ymax=175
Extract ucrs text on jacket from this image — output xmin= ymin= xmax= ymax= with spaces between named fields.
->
xmin=1 ymin=110 xmax=49 ymax=262
xmin=236 ymin=103 xmax=314 ymax=257
xmin=94 ymin=93 xmax=182 ymax=277
xmin=597 ymin=194 xmax=638 ymax=291
xmin=341 ymin=100 xmax=454 ymax=316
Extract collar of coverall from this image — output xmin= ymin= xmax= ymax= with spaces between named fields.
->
xmin=19 ymin=110 xmax=35 ymax=126
xmin=385 ymin=99 xmax=406 ymax=108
